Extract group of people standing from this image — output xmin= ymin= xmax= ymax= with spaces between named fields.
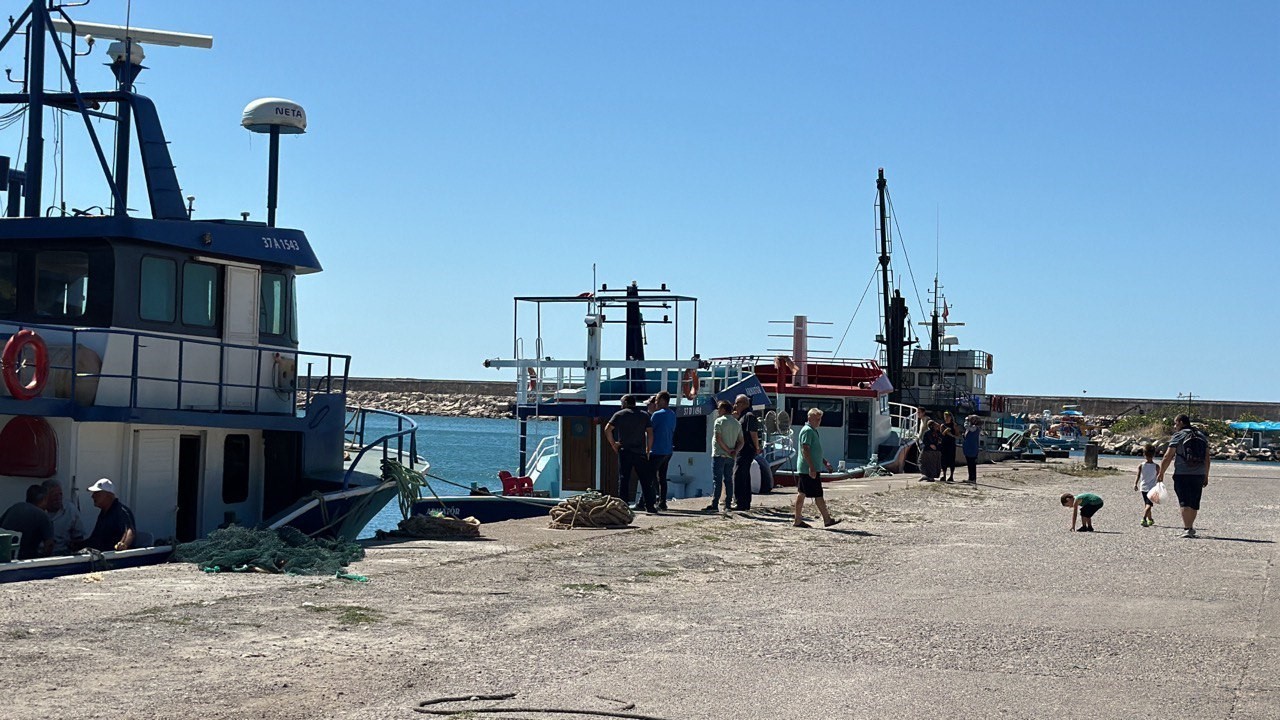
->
xmin=916 ymin=409 xmax=983 ymax=484
xmin=604 ymin=391 xmax=761 ymax=515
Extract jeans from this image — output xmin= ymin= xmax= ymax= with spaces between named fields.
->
xmin=618 ymin=449 xmax=656 ymax=510
xmin=711 ymin=456 xmax=735 ymax=508
xmin=965 ymin=455 xmax=978 ymax=483
xmin=651 ymin=453 xmax=672 ymax=506
xmin=733 ymin=451 xmax=756 ymax=510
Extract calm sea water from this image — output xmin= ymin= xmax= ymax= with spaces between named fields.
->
xmin=355 ymin=415 xmax=554 ymax=537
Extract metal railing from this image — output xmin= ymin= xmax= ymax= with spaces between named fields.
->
xmin=0 ymin=320 xmax=351 ymax=414
xmin=526 ymin=434 xmax=559 ymax=475
xmin=342 ymin=406 xmax=421 ymax=490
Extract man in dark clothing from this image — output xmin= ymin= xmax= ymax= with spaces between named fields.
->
xmin=81 ymin=478 xmax=137 ymax=552
xmin=732 ymin=394 xmax=761 ymax=511
xmin=940 ymin=411 xmax=960 ymax=482
xmin=605 ymin=395 xmax=658 ymax=514
xmin=0 ymin=484 xmax=54 ymax=559
xmin=1157 ymin=414 xmax=1210 ymax=539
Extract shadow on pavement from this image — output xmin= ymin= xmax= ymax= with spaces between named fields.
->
xmin=1200 ymin=535 xmax=1275 ymax=544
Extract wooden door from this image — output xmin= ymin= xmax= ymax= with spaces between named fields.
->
xmin=560 ymin=417 xmax=596 ymax=492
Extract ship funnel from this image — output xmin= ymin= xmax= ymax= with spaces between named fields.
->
xmin=242 ymin=98 xmax=307 ymax=227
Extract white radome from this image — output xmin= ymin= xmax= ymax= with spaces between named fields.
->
xmin=241 ymin=98 xmax=307 ymax=134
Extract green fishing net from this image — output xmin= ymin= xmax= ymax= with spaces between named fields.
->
xmin=173 ymin=525 xmax=364 ymax=576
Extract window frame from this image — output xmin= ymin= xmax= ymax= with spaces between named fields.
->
xmin=138 ymin=255 xmax=178 ymax=323
xmin=181 ymin=260 xmax=221 ymax=330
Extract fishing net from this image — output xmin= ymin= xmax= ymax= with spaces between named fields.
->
xmin=172 ymin=525 xmax=364 ymax=576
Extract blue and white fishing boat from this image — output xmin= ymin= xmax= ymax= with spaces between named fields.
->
xmin=0 ymin=3 xmax=421 ymax=581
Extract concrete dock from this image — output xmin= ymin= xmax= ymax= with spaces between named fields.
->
xmin=2 ymin=459 xmax=1276 ymax=719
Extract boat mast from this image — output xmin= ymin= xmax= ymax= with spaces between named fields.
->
xmin=23 ymin=4 xmax=46 ymax=217
xmin=876 ymin=168 xmax=907 ymax=401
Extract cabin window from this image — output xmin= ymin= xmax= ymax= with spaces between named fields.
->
xmin=880 ymin=395 xmax=889 ymax=414
xmin=139 ymin=256 xmax=177 ymax=322
xmin=260 ymin=272 xmax=287 ymax=337
xmin=0 ymin=252 xmax=14 ymax=313
xmin=222 ymin=434 xmax=251 ymax=504
xmin=786 ymin=397 xmax=844 ymax=427
xmin=288 ymin=276 xmax=298 ymax=343
xmin=35 ymin=251 xmax=89 ymax=319
xmin=917 ymin=372 xmax=935 ymax=387
xmin=182 ymin=262 xmax=219 ymax=328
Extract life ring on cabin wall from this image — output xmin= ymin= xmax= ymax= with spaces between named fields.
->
xmin=682 ymin=369 xmax=698 ymax=400
xmin=2 ymin=329 xmax=50 ymax=401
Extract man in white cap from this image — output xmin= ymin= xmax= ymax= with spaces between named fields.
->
xmin=79 ymin=479 xmax=136 ymax=552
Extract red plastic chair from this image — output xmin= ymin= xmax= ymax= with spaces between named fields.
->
xmin=498 ymin=470 xmax=533 ymax=496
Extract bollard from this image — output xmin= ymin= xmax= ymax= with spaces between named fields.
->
xmin=1084 ymin=443 xmax=1100 ymax=469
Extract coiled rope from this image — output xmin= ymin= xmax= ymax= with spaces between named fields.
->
xmin=548 ymin=491 xmax=634 ymax=530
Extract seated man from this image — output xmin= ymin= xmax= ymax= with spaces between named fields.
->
xmin=41 ymin=479 xmax=85 ymax=555
xmin=80 ymin=478 xmax=136 ymax=552
xmin=0 ymin=484 xmax=55 ymax=559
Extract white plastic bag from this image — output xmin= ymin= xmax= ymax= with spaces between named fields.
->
xmin=1147 ymin=481 xmax=1166 ymax=505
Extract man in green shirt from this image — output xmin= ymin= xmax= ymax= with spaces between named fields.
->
xmin=794 ymin=408 xmax=839 ymax=528
xmin=1060 ymin=492 xmax=1105 ymax=532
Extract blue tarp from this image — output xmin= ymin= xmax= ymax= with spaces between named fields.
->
xmin=1229 ymin=421 xmax=1280 ymax=431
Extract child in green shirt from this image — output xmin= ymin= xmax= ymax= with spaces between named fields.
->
xmin=1061 ymin=492 xmax=1104 ymax=532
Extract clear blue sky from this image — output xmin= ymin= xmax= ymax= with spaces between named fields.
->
xmin=14 ymin=1 xmax=1280 ymax=401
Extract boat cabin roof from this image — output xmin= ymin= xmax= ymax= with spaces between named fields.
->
xmin=753 ymin=359 xmax=883 ymax=398
xmin=0 ymin=215 xmax=321 ymax=274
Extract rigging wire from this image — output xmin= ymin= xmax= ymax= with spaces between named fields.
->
xmin=833 ymin=266 xmax=880 ymax=356
xmin=885 ymin=190 xmax=929 ymax=322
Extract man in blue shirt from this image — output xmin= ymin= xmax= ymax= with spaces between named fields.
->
xmin=649 ymin=391 xmax=677 ymax=510
xmin=79 ymin=478 xmax=137 ymax=552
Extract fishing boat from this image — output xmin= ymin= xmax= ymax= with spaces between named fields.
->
xmin=0 ymin=3 xmax=421 ymax=581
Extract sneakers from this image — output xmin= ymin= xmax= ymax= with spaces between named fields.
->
xmin=701 ymin=504 xmax=719 ymax=514
xmin=658 ymin=502 xmax=669 ymax=511
xmin=1181 ymin=528 xmax=1197 ymax=538
xmin=1141 ymin=518 xmax=1152 ymax=527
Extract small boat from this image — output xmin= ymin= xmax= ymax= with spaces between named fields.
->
xmin=0 ymin=3 xmax=419 ymax=581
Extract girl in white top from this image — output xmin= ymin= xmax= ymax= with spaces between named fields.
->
xmin=1134 ymin=444 xmax=1160 ymax=527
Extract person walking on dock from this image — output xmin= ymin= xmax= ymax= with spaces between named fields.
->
xmin=732 ymin=394 xmax=761 ymax=512
xmin=794 ymin=408 xmax=839 ymax=528
xmin=606 ymin=395 xmax=658 ymax=514
xmin=706 ymin=400 xmax=742 ymax=513
xmin=1157 ymin=414 xmax=1210 ymax=538
xmin=1135 ymin=444 xmax=1160 ymax=527
xmin=649 ymin=391 xmax=676 ymax=510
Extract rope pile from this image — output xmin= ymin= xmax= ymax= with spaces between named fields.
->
xmin=548 ymin=491 xmax=634 ymax=530
xmin=375 ymin=513 xmax=481 ymax=540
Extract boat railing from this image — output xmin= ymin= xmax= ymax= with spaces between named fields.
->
xmin=342 ymin=406 xmax=421 ymax=490
xmin=888 ymin=401 xmax=922 ymax=442
xmin=510 ymin=358 xmax=704 ymax=406
xmin=0 ymin=320 xmax=350 ymax=415
xmin=527 ymin=433 xmax=560 ymax=474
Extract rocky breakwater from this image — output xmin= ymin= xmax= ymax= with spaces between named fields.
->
xmin=347 ymin=391 xmax=516 ymax=419
xmin=1093 ymin=429 xmax=1278 ymax=462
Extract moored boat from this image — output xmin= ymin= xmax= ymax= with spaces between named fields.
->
xmin=0 ymin=3 xmax=421 ymax=581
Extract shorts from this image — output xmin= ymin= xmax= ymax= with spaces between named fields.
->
xmin=797 ymin=474 xmax=824 ymax=498
xmin=1141 ymin=490 xmax=1154 ymax=507
xmin=1173 ymin=475 xmax=1205 ymax=510
xmin=1080 ymin=500 xmax=1103 ymax=518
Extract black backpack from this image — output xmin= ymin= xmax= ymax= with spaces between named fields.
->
xmin=1178 ymin=429 xmax=1208 ymax=467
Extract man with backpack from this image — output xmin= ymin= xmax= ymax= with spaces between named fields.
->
xmin=1157 ymin=414 xmax=1210 ymax=538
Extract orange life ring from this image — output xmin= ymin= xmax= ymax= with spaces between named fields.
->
xmin=682 ymin=369 xmax=697 ymax=400
xmin=2 ymin=329 xmax=49 ymax=401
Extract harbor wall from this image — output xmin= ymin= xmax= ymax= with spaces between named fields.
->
xmin=347 ymin=377 xmax=514 ymax=397
xmin=344 ymin=379 xmax=1280 ymax=421
xmin=996 ymin=395 xmax=1280 ymax=421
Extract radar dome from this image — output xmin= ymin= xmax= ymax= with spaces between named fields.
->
xmin=241 ymin=98 xmax=306 ymax=134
